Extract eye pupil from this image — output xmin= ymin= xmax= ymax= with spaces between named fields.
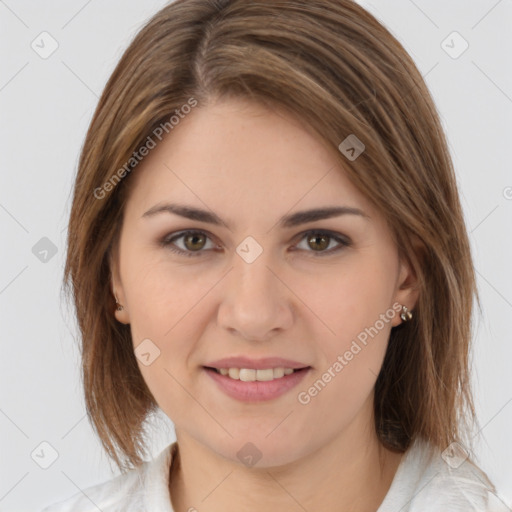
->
xmin=308 ymin=233 xmax=329 ymax=251
xmin=184 ymin=232 xmax=206 ymax=251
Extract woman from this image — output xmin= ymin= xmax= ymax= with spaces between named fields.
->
xmin=42 ymin=0 xmax=509 ymax=510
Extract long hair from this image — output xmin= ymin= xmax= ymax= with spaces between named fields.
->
xmin=63 ymin=0 xmax=478 ymax=471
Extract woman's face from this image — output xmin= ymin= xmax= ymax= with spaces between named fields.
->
xmin=111 ymin=97 xmax=418 ymax=467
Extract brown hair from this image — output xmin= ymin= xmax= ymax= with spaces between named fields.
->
xmin=64 ymin=0 xmax=479 ymax=472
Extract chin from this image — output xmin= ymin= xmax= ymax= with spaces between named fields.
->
xmin=204 ymin=433 xmax=308 ymax=469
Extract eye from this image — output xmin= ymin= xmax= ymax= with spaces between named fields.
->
xmin=160 ymin=230 xmax=218 ymax=257
xmin=292 ymin=230 xmax=351 ymax=257
xmin=159 ymin=229 xmax=351 ymax=257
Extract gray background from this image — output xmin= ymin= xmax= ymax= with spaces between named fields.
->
xmin=0 ymin=1 xmax=511 ymax=510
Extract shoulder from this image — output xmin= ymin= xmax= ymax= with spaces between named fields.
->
xmin=39 ymin=443 xmax=177 ymax=512
xmin=379 ymin=438 xmax=510 ymax=512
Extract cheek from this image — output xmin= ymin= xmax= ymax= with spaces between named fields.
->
xmin=123 ymin=248 xmax=212 ymax=340
xmin=297 ymin=310 xmax=392 ymax=435
xmin=122 ymin=253 xmax=214 ymax=414
xmin=310 ymin=254 xmax=396 ymax=344
xmin=299 ymin=253 xmax=396 ymax=406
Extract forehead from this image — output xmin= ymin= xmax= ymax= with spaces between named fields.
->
xmin=122 ymin=98 xmax=374 ymax=221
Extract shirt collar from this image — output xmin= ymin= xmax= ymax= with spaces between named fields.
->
xmin=144 ymin=441 xmax=178 ymax=511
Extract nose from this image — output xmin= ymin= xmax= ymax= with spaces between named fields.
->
xmin=216 ymin=248 xmax=294 ymax=342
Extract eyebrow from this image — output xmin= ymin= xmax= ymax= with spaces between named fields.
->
xmin=141 ymin=202 xmax=369 ymax=229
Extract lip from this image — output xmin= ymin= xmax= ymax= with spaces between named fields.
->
xmin=204 ymin=366 xmax=311 ymax=402
xmin=204 ymin=356 xmax=309 ymax=370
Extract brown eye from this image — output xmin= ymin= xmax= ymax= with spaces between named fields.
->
xmin=161 ymin=229 xmax=350 ymax=259
xmin=307 ymin=233 xmax=330 ymax=251
xmin=293 ymin=230 xmax=351 ymax=257
xmin=161 ymin=230 xmax=216 ymax=257
xmin=183 ymin=231 xmax=207 ymax=251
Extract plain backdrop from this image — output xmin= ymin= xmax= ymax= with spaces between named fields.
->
xmin=0 ymin=1 xmax=511 ymax=511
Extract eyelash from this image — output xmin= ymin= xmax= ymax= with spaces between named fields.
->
xmin=159 ymin=229 xmax=352 ymax=258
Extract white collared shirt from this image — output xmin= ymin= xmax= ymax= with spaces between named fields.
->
xmin=40 ymin=438 xmax=510 ymax=511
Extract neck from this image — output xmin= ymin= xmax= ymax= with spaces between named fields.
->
xmin=169 ymin=413 xmax=403 ymax=512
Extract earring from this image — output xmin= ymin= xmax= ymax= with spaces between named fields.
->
xmin=114 ymin=291 xmax=123 ymax=311
xmin=400 ymin=305 xmax=413 ymax=322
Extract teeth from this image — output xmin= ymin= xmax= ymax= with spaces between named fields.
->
xmin=240 ymin=369 xmax=257 ymax=382
xmin=215 ymin=367 xmax=300 ymax=381
xmin=228 ymin=368 xmax=240 ymax=379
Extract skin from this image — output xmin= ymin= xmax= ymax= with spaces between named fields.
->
xmin=111 ymin=97 xmax=419 ymax=512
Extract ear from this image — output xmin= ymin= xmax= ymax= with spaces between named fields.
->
xmin=109 ymin=243 xmax=130 ymax=325
xmin=390 ymin=254 xmax=420 ymax=328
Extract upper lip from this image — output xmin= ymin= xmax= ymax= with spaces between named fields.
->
xmin=204 ymin=356 xmax=310 ymax=370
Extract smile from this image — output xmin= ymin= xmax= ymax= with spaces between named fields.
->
xmin=213 ymin=367 xmax=296 ymax=381
xmin=204 ymin=366 xmax=311 ymax=402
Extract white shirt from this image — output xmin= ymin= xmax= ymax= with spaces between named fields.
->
xmin=40 ymin=438 xmax=510 ymax=511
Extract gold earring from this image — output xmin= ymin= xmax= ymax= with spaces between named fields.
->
xmin=400 ymin=305 xmax=413 ymax=322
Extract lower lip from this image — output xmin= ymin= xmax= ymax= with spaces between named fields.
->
xmin=204 ymin=367 xmax=311 ymax=402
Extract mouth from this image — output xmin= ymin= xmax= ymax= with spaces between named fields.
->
xmin=202 ymin=359 xmax=312 ymax=402
xmin=203 ymin=366 xmax=310 ymax=382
